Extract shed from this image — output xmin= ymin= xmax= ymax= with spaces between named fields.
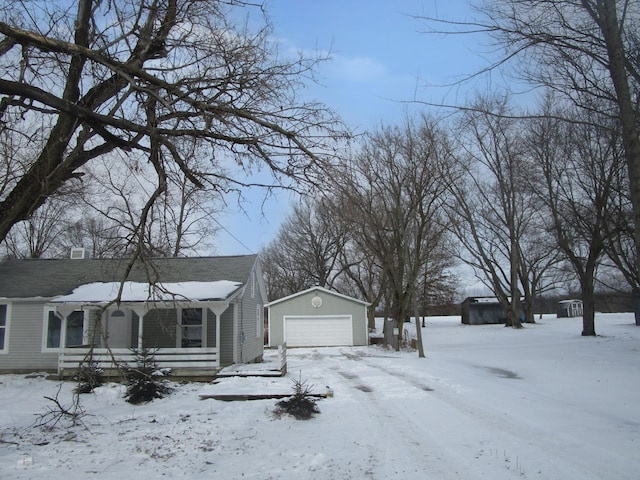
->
xmin=266 ymin=286 xmax=369 ymax=347
xmin=461 ymin=296 xmax=512 ymax=325
xmin=557 ymin=299 xmax=583 ymax=318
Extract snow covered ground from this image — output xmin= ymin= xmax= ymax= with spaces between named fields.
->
xmin=1 ymin=313 xmax=639 ymax=479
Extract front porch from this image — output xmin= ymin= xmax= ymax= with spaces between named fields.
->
xmin=48 ymin=280 xmax=242 ymax=378
xmin=58 ymin=346 xmax=220 ymax=379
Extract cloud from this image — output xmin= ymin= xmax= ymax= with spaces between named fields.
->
xmin=328 ymin=54 xmax=389 ymax=83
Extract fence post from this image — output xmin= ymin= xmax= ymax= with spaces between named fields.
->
xmin=278 ymin=343 xmax=287 ymax=376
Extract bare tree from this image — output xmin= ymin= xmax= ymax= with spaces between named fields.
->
xmin=152 ymin=168 xmax=221 ymax=257
xmin=2 ymin=197 xmax=68 ymax=258
xmin=417 ymin=0 xmax=640 ymax=323
xmin=415 ymin=231 xmax=459 ymax=322
xmin=260 ymin=240 xmax=309 ymax=302
xmin=0 ymin=0 xmax=345 ymax=266
xmin=57 ymin=215 xmax=129 ymax=259
xmin=335 ymin=239 xmax=388 ymax=331
xmin=261 ymin=195 xmax=349 ymax=299
xmin=528 ymin=101 xmax=626 ymax=335
xmin=449 ymin=96 xmax=536 ymax=328
xmin=334 ymin=116 xmax=455 ymax=354
xmin=601 ymin=176 xmax=639 ymax=290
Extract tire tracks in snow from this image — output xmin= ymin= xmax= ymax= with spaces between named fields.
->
xmin=340 ymin=352 xmax=628 ymax=480
xmin=333 ymin=360 xmax=470 ymax=479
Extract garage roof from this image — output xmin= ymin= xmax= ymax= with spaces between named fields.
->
xmin=265 ymin=285 xmax=370 ymax=307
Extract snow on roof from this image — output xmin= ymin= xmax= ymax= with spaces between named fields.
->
xmin=265 ymin=285 xmax=370 ymax=307
xmin=50 ymin=280 xmax=242 ymax=304
xmin=474 ymin=297 xmax=498 ymax=303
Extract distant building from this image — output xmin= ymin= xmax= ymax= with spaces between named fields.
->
xmin=557 ymin=299 xmax=583 ymax=318
xmin=461 ymin=296 xmax=525 ymax=325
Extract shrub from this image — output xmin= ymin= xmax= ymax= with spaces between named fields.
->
xmin=274 ymin=374 xmax=320 ymax=420
xmin=123 ymin=348 xmax=172 ymax=404
xmin=73 ymin=361 xmax=104 ymax=394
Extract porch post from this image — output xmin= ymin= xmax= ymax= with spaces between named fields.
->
xmin=138 ymin=312 xmax=143 ymax=350
xmin=130 ymin=305 xmax=148 ymax=350
xmin=217 ymin=311 xmax=220 ymax=354
xmin=53 ymin=305 xmax=77 ymax=348
xmin=208 ymin=302 xmax=229 ymax=367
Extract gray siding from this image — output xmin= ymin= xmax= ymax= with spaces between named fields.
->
xmin=268 ymin=288 xmax=368 ymax=346
xmin=219 ymin=306 xmax=234 ymax=367
xmin=206 ymin=308 xmax=217 ymax=348
xmin=237 ymin=287 xmax=264 ymax=364
xmin=0 ymin=255 xmax=268 ymax=372
xmin=0 ymin=301 xmax=59 ymax=372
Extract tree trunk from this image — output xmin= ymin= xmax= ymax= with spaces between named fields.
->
xmin=591 ymin=0 xmax=640 ymax=323
xmin=413 ymin=293 xmax=425 ymax=358
xmin=581 ymin=285 xmax=597 ymax=336
xmin=581 ymin=263 xmax=597 ymax=336
xmin=367 ymin=305 xmax=376 ymax=331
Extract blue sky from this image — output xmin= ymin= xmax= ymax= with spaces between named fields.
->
xmin=214 ymin=0 xmax=493 ymax=255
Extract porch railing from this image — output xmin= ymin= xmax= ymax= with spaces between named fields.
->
xmin=58 ymin=347 xmax=219 ymax=377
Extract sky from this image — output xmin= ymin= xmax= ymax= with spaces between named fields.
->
xmin=214 ymin=0 xmax=495 ymax=256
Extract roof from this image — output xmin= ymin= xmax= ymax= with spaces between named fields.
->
xmin=265 ymin=285 xmax=370 ymax=308
xmin=50 ymin=280 xmax=243 ymax=304
xmin=0 ymin=255 xmax=258 ymax=299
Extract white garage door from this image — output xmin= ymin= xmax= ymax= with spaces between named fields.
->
xmin=284 ymin=315 xmax=353 ymax=347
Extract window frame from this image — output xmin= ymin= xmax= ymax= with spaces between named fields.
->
xmin=42 ymin=307 xmax=86 ymax=352
xmin=0 ymin=303 xmax=10 ymax=354
xmin=178 ymin=307 xmax=206 ymax=348
xmin=42 ymin=307 xmax=63 ymax=352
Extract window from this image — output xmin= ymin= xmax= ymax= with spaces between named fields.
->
xmin=180 ymin=308 xmax=203 ymax=348
xmin=45 ymin=309 xmax=63 ymax=349
xmin=66 ymin=311 xmax=85 ymax=347
xmin=0 ymin=304 xmax=8 ymax=353
xmin=44 ymin=308 xmax=84 ymax=350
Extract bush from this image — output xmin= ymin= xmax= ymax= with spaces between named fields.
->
xmin=274 ymin=374 xmax=320 ymax=420
xmin=123 ymin=348 xmax=172 ymax=404
xmin=73 ymin=361 xmax=104 ymax=394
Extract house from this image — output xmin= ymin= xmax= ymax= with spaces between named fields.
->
xmin=557 ymin=299 xmax=583 ymax=318
xmin=0 ymin=254 xmax=267 ymax=377
xmin=461 ymin=296 xmax=521 ymax=325
xmin=266 ymin=286 xmax=369 ymax=347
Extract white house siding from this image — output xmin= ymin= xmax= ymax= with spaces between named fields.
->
xmin=0 ymin=301 xmax=59 ymax=372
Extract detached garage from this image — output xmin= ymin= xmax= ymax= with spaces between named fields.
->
xmin=266 ymin=286 xmax=369 ymax=347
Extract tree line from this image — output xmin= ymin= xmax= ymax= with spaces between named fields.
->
xmin=262 ymin=93 xmax=634 ymax=343
xmin=264 ymin=0 xmax=640 ymax=342
xmin=1 ymin=0 xmax=639 ymax=344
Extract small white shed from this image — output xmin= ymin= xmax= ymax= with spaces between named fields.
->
xmin=266 ymin=286 xmax=369 ymax=347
